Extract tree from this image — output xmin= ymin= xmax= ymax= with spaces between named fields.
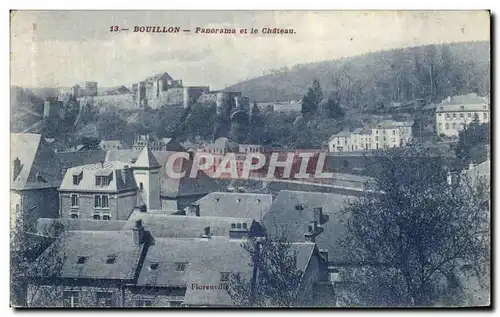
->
xmin=320 ymin=98 xmax=345 ymax=119
xmin=340 ymin=147 xmax=490 ymax=306
xmin=248 ymin=103 xmax=265 ymax=144
xmin=455 ymin=116 xmax=489 ymax=170
xmin=227 ymin=235 xmax=304 ymax=307
xmin=301 ymin=79 xmax=323 ymax=115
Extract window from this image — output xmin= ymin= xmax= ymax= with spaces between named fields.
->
xmin=468 ymin=113 xmax=472 ymax=118
xmin=438 ymin=113 xmax=442 ymax=117
xmin=231 ymin=223 xmax=236 ymax=229
xmin=484 ymin=113 xmax=488 ymax=120
xmin=139 ymin=182 xmax=144 ymax=191
xmin=72 ymin=172 xmax=83 ymax=185
xmin=392 ymin=130 xmax=396 ymax=135
xmin=438 ymin=123 xmax=442 ymax=129
xmin=460 ymin=113 xmax=464 ymax=118
xmin=149 ymin=262 xmax=160 ymax=270
xmin=175 ymin=262 xmax=187 ymax=271
xmin=106 ymin=255 xmax=116 ymax=264
xmin=103 ymin=215 xmax=111 ymax=221
xmin=136 ymin=299 xmax=153 ymax=307
xmin=63 ymin=291 xmax=80 ymax=307
xmin=337 ymin=139 xmax=340 ymax=145
xmin=15 ymin=204 xmax=19 ymax=214
xmin=452 ymin=123 xmax=456 ymax=129
xmin=242 ymin=223 xmax=247 ymax=229
xmin=70 ymin=213 xmax=78 ymax=219
xmin=93 ymin=215 xmax=101 ymax=220
xmin=375 ymin=136 xmax=379 ymax=141
xmin=237 ymin=223 xmax=242 ymax=229
xmin=95 ymin=175 xmax=112 ymax=187
xmin=452 ymin=113 xmax=456 ymax=118
xmin=295 ymin=204 xmax=304 ymax=211
xmin=76 ymin=256 xmax=88 ymax=264
xmin=445 ymin=123 xmax=449 ymax=129
xmin=71 ymin=194 xmax=79 ymax=207
xmin=446 ymin=113 xmax=450 ymax=118
xmin=170 ymin=301 xmax=182 ymax=307
xmin=96 ymin=292 xmax=113 ymax=307
xmin=383 ymin=137 xmax=386 ymax=141
xmin=220 ymin=272 xmax=231 ymax=282
xmin=94 ymin=195 xmax=109 ymax=208
xmin=344 ymin=139 xmax=348 ymax=145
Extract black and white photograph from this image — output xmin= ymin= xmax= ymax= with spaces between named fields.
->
xmin=9 ymin=10 xmax=491 ymax=308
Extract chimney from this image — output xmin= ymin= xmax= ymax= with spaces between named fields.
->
xmin=132 ymin=219 xmax=145 ymax=246
xmin=121 ymin=165 xmax=129 ymax=185
xmin=319 ymin=249 xmax=328 ymax=263
xmin=13 ymin=157 xmax=21 ymax=181
xmin=100 ymin=160 xmax=104 ymax=168
xmin=201 ymin=226 xmax=211 ymax=239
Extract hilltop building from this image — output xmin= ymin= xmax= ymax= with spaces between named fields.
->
xmin=435 ymin=93 xmax=490 ymax=137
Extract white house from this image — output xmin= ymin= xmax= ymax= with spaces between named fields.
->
xmin=435 ymin=93 xmax=490 ymax=137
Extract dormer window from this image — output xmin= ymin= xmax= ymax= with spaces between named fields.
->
xmin=220 ymin=272 xmax=231 ymax=282
xmin=237 ymin=223 xmax=242 ymax=229
xmin=231 ymin=223 xmax=236 ymax=229
xmin=72 ymin=171 xmax=83 ymax=185
xmin=95 ymin=175 xmax=112 ymax=186
xmin=175 ymin=262 xmax=187 ymax=271
xmin=242 ymin=223 xmax=247 ymax=229
xmin=149 ymin=262 xmax=159 ymax=270
xmin=295 ymin=204 xmax=305 ymax=211
xmin=76 ymin=256 xmax=88 ymax=264
xmin=236 ymin=198 xmax=241 ymax=203
xmin=106 ymin=255 xmax=116 ymax=264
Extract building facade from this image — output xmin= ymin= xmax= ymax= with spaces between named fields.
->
xmin=435 ymin=93 xmax=490 ymax=137
xmin=328 ymin=120 xmax=414 ymax=153
xmin=11 ymin=133 xmax=63 ymax=233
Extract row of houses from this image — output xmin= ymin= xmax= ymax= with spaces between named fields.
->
xmin=10 ymin=133 xmax=348 ymax=307
xmin=328 ymin=120 xmax=414 ymax=153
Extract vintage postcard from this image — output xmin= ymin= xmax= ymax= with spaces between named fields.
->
xmin=10 ymin=10 xmax=490 ymax=308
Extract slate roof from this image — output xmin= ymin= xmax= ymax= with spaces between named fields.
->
xmin=99 ymin=140 xmax=124 ymax=149
xmin=329 ymin=131 xmax=351 ymax=141
xmin=191 ymin=192 xmax=273 ymax=221
xmin=122 ymin=211 xmax=254 ymax=239
xmin=436 ymin=93 xmax=489 ymax=112
xmin=105 ymin=149 xmax=222 ymax=198
xmin=134 ymin=146 xmax=160 ymax=168
xmin=36 ymin=218 xmax=127 ymax=238
xmin=374 ymin=120 xmax=414 ymax=129
xmin=136 ymin=236 xmax=316 ymax=306
xmin=202 ymin=137 xmax=240 ymax=153
xmin=263 ymin=190 xmax=355 ymax=262
xmin=144 ymin=72 xmax=174 ymax=83
xmin=11 ymin=133 xmax=63 ymax=190
xmin=59 ymin=161 xmax=138 ymax=193
xmin=57 ymin=150 xmax=107 ymax=171
xmin=30 ymin=230 xmax=145 ymax=280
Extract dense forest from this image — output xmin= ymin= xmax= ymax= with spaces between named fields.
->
xmin=226 ymin=41 xmax=490 ymax=107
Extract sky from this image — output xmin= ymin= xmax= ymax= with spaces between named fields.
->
xmin=10 ymin=10 xmax=490 ymax=90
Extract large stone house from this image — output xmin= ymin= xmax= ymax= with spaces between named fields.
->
xmin=11 ymin=133 xmax=63 ymax=233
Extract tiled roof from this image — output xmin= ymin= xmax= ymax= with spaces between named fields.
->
xmin=59 ymin=161 xmax=138 ymax=193
xmin=191 ymin=192 xmax=273 ymax=221
xmin=122 ymin=211 xmax=254 ymax=239
xmin=11 ymin=133 xmax=63 ymax=190
xmin=136 ymin=236 xmax=316 ymax=306
xmin=30 ymin=230 xmax=145 ymax=280
xmin=263 ymin=190 xmax=354 ymax=262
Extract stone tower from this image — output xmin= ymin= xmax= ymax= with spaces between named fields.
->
xmin=132 ymin=146 xmax=161 ymax=211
